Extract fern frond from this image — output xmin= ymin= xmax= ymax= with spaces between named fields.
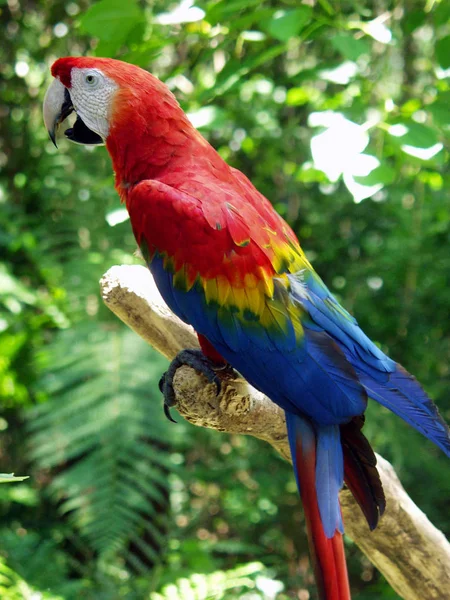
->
xmin=27 ymin=324 xmax=173 ymax=569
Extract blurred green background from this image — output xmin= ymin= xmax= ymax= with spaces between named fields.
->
xmin=0 ymin=0 xmax=449 ymax=598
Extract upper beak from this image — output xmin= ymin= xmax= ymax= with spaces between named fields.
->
xmin=43 ymin=78 xmax=74 ymax=148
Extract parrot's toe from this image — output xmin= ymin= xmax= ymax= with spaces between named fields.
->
xmin=159 ymin=349 xmax=223 ymax=422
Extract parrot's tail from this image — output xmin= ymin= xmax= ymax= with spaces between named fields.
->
xmin=286 ymin=412 xmax=351 ymax=600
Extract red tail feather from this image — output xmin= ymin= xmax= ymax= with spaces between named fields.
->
xmin=294 ymin=434 xmax=351 ymax=599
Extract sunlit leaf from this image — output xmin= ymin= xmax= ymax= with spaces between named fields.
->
xmin=319 ymin=61 xmax=358 ymax=84
xmin=286 ymin=87 xmax=310 ymax=106
xmin=388 ymin=121 xmax=443 ymax=159
xmin=343 ymin=154 xmax=383 ymax=203
xmin=310 ymin=113 xmax=369 ymax=182
xmin=187 ymin=106 xmax=227 ymax=129
xmin=0 ymin=473 xmax=29 ymax=483
xmin=400 ymin=98 xmax=421 ymax=117
xmin=360 ymin=18 xmax=392 ymax=44
xmin=105 ymin=208 xmax=129 ymax=226
xmin=151 ymin=562 xmax=276 ymax=600
xmin=389 ymin=121 xmax=440 ymax=146
xmin=155 ymin=0 xmax=205 ymax=25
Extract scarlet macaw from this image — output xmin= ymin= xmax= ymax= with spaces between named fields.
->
xmin=43 ymin=57 xmax=450 ymax=599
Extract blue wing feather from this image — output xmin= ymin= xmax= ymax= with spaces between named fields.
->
xmin=357 ymin=365 xmax=450 ymax=456
xmin=288 ymin=269 xmax=450 ymax=457
xmin=289 ymin=270 xmax=395 ymax=373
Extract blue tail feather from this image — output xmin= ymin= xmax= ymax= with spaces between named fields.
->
xmin=286 ymin=413 xmax=344 ymax=539
xmin=316 ymin=425 xmax=344 ymax=537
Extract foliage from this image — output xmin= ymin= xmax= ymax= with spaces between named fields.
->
xmin=150 ymin=562 xmax=284 ymax=600
xmin=0 ymin=556 xmax=61 ymax=600
xmin=0 ymin=0 xmax=449 ymax=599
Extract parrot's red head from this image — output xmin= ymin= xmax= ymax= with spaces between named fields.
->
xmin=43 ymin=57 xmax=201 ymax=188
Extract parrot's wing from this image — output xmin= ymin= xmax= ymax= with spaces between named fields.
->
xmin=288 ymin=269 xmax=450 ymax=457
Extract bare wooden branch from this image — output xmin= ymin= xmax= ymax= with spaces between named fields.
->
xmin=100 ymin=264 xmax=450 ymax=600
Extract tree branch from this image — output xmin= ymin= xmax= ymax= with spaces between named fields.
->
xmin=100 ymin=264 xmax=450 ymax=600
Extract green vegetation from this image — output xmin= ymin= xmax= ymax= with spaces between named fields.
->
xmin=1 ymin=0 xmax=449 ymax=598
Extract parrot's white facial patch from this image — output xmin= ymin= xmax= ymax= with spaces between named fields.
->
xmin=68 ymin=68 xmax=118 ymax=141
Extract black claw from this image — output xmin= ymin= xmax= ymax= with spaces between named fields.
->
xmin=164 ymin=403 xmax=177 ymax=423
xmin=159 ymin=349 xmax=225 ymax=422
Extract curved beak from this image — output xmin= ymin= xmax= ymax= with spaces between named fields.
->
xmin=43 ymin=78 xmax=74 ymax=148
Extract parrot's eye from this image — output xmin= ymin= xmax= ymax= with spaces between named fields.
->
xmin=84 ymin=72 xmax=100 ymax=88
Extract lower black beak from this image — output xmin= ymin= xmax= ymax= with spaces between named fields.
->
xmin=64 ymin=115 xmax=103 ymax=146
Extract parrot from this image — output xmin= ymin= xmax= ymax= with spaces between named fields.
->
xmin=43 ymin=57 xmax=450 ymax=599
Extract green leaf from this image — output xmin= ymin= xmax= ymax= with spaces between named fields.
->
xmin=263 ymin=7 xmax=312 ymax=42
xmin=354 ymin=164 xmax=395 ymax=186
xmin=330 ymin=33 xmax=370 ymax=60
xmin=121 ymin=36 xmax=173 ymax=67
xmin=436 ymin=36 xmax=450 ymax=70
xmin=388 ymin=121 xmax=439 ymax=148
xmin=78 ymin=0 xmax=143 ymax=55
xmin=207 ymin=44 xmax=286 ymax=99
xmin=400 ymin=98 xmax=421 ymax=117
xmin=433 ymin=2 xmax=450 ymax=28
xmin=295 ymin=165 xmax=327 ymax=183
xmin=403 ymin=10 xmax=426 ymax=35
xmin=428 ymin=93 xmax=450 ymax=129
xmin=204 ymin=0 xmax=262 ymax=26
xmin=0 ymin=474 xmax=29 ymax=484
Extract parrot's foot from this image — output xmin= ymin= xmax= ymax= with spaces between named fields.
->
xmin=159 ymin=349 xmax=223 ymax=422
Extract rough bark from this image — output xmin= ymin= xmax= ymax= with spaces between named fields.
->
xmin=100 ymin=264 xmax=450 ymax=600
